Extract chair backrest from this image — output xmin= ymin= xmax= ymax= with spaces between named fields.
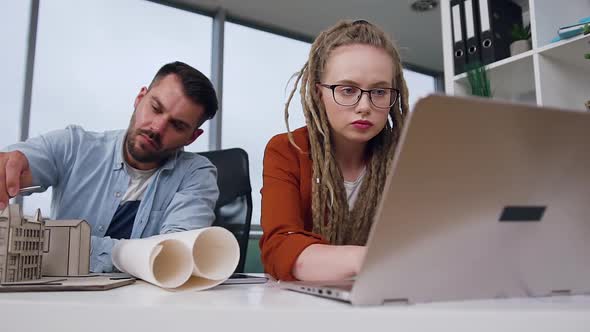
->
xmin=198 ymin=148 xmax=252 ymax=273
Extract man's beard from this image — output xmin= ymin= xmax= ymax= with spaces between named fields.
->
xmin=125 ymin=127 xmax=179 ymax=165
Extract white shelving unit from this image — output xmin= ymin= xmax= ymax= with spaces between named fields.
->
xmin=441 ymin=0 xmax=590 ymax=111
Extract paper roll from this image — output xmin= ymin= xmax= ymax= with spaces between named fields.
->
xmin=112 ymin=237 xmax=193 ymax=289
xmin=112 ymin=227 xmax=240 ymax=290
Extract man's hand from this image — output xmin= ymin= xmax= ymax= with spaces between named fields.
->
xmin=0 ymin=151 xmax=33 ymax=210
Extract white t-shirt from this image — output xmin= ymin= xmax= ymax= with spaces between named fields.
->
xmin=121 ymin=163 xmax=157 ymax=202
xmin=344 ymin=167 xmax=367 ymax=210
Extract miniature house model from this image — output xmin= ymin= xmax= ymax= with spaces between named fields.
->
xmin=42 ymin=219 xmax=90 ymax=276
xmin=0 ymin=205 xmax=45 ymax=283
xmin=0 ymin=204 xmax=90 ymax=284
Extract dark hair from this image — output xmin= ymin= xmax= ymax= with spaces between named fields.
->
xmin=149 ymin=61 xmax=218 ymax=125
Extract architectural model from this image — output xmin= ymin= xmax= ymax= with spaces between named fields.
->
xmin=0 ymin=204 xmax=90 ymax=283
xmin=0 ymin=205 xmax=44 ymax=283
xmin=43 ymin=219 xmax=91 ymax=276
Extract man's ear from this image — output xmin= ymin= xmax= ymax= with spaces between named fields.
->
xmin=134 ymin=87 xmax=149 ymax=109
xmin=186 ymin=128 xmax=204 ymax=146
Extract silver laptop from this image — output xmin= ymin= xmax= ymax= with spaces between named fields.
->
xmin=280 ymin=94 xmax=590 ymax=305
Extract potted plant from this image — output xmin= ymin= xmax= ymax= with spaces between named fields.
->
xmin=510 ymin=23 xmax=531 ymax=56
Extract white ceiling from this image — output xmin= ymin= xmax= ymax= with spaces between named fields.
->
xmin=162 ymin=0 xmax=443 ymax=73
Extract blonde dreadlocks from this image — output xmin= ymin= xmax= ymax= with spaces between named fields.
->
xmin=284 ymin=20 xmax=410 ymax=245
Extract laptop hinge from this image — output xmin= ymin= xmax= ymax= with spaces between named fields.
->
xmin=384 ymin=298 xmax=410 ymax=305
xmin=550 ymin=289 xmax=571 ymax=296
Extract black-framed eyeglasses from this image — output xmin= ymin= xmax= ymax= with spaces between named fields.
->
xmin=318 ymin=83 xmax=400 ymax=109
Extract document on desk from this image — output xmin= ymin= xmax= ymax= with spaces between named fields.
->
xmin=111 ymin=227 xmax=239 ymax=291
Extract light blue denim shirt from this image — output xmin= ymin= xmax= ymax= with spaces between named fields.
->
xmin=3 ymin=125 xmax=219 ymax=272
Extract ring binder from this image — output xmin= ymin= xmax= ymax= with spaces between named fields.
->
xmin=464 ymin=0 xmax=481 ymax=67
xmin=476 ymin=0 xmax=523 ymax=65
xmin=451 ymin=0 xmax=467 ymax=74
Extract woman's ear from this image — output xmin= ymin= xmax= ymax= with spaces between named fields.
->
xmin=314 ymin=82 xmax=322 ymax=97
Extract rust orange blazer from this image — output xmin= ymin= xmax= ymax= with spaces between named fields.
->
xmin=259 ymin=126 xmax=329 ymax=281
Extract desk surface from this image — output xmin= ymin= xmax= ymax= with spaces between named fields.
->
xmin=1 ymin=279 xmax=589 ymax=332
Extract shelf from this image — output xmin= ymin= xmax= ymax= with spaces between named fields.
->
xmin=454 ymin=34 xmax=589 ymax=83
xmin=536 ymin=33 xmax=590 ymax=111
xmin=442 ymin=0 xmax=590 ymax=110
xmin=453 ymin=50 xmax=535 ymax=81
xmin=536 ymin=34 xmax=590 ymax=111
xmin=537 ymin=33 xmax=590 ymax=71
xmin=454 ymin=52 xmax=536 ymax=104
xmin=533 ymin=0 xmax=590 ymax=48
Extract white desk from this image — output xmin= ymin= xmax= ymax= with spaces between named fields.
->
xmin=1 ymin=280 xmax=589 ymax=332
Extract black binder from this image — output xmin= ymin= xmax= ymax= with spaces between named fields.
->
xmin=450 ymin=0 xmax=467 ymax=74
xmin=475 ymin=0 xmax=523 ymax=65
xmin=463 ymin=0 xmax=481 ymax=68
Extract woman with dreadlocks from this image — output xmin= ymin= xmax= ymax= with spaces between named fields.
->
xmin=259 ymin=20 xmax=410 ymax=281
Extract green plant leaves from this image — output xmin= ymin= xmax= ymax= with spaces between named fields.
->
xmin=466 ymin=63 xmax=492 ymax=98
xmin=511 ymin=24 xmax=531 ymax=41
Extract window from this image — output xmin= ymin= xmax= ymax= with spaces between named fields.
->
xmin=43 ymin=230 xmax=50 ymax=252
xmin=8 ymin=269 xmax=15 ymax=282
xmin=222 ymin=22 xmax=310 ymax=225
xmin=0 ymin=1 xmax=30 ymax=145
xmin=403 ymin=69 xmax=437 ymax=110
xmin=24 ymin=0 xmax=213 ymax=215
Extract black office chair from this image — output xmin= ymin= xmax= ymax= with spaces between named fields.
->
xmin=198 ymin=148 xmax=252 ymax=273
